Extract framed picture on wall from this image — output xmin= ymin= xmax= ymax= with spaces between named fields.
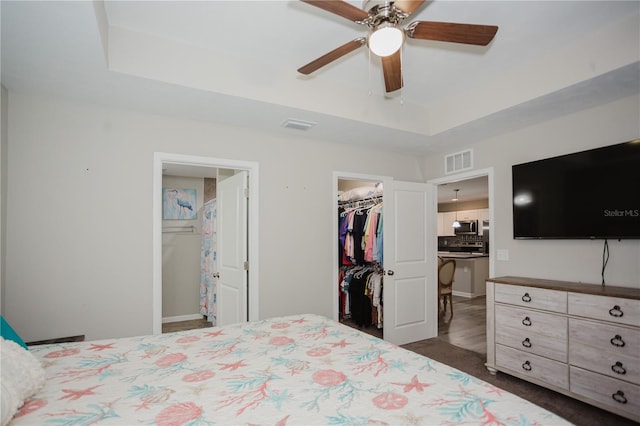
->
xmin=163 ymin=188 xmax=197 ymax=220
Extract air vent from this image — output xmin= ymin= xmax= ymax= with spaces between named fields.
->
xmin=445 ymin=149 xmax=473 ymax=174
xmin=281 ymin=118 xmax=316 ymax=131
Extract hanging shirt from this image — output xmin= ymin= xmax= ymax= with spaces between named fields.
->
xmin=364 ymin=209 xmax=379 ymax=262
xmin=346 ymin=210 xmax=356 ymax=264
xmin=374 ymin=209 xmax=383 ymax=264
xmin=352 ymin=211 xmax=367 ymax=265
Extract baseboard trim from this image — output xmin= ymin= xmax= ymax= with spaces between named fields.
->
xmin=162 ymin=314 xmax=203 ymax=324
xmin=452 ymin=291 xmax=486 ymax=299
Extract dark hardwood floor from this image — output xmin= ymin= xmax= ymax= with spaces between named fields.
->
xmin=438 ymin=295 xmax=487 ymax=355
xmin=162 ymin=317 xmax=212 ymax=333
xmin=338 ymin=295 xmax=487 ymax=354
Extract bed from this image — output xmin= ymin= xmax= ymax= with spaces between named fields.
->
xmin=3 ymin=314 xmax=570 ymax=425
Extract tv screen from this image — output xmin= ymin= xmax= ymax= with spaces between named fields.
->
xmin=512 ymin=140 xmax=640 ymax=239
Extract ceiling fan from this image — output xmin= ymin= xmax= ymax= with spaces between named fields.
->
xmin=297 ymin=0 xmax=498 ymax=93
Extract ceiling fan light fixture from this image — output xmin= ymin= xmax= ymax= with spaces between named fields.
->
xmin=368 ymin=23 xmax=404 ymax=57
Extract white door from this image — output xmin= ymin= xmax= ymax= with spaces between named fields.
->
xmin=383 ymin=180 xmax=436 ymax=345
xmin=217 ymin=171 xmax=248 ymax=326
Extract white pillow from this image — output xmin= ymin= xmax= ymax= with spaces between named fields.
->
xmin=1 ymin=337 xmax=45 ymax=426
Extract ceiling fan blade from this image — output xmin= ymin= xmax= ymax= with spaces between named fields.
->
xmin=298 ymin=38 xmax=365 ymax=75
xmin=394 ymin=0 xmax=425 ymax=16
xmin=381 ymin=50 xmax=403 ymax=92
xmin=406 ymin=21 xmax=498 ymax=46
xmin=300 ymin=0 xmax=370 ymax=22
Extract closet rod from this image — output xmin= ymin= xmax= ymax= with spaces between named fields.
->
xmin=338 ymin=195 xmax=383 ymax=208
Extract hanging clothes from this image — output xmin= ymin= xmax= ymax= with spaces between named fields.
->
xmin=339 ymin=264 xmax=383 ymax=328
xmin=364 ymin=205 xmax=381 ymax=262
xmin=352 ymin=210 xmax=367 ymax=265
xmin=338 ymin=189 xmax=384 ymax=329
xmin=200 ymin=199 xmax=218 ymax=325
xmin=368 ymin=271 xmax=383 ymax=329
xmin=338 ymin=201 xmax=383 ymax=267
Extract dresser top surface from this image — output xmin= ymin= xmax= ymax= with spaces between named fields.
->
xmin=488 ymin=276 xmax=640 ymax=300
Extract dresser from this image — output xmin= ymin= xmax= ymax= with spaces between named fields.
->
xmin=486 ymin=276 xmax=640 ymax=422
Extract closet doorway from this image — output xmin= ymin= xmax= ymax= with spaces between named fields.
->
xmin=334 ymin=172 xmax=436 ymax=346
xmin=152 ymin=153 xmax=260 ymax=335
xmin=337 ymin=178 xmax=385 ymax=339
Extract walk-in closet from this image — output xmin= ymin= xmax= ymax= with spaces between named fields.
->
xmin=338 ymin=179 xmax=384 ymax=338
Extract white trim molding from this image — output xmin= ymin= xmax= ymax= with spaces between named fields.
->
xmin=153 ymin=152 xmax=260 ymax=334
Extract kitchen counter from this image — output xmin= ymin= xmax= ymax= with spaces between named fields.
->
xmin=438 ymin=253 xmax=489 ymax=298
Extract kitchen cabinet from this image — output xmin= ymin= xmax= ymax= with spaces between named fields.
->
xmin=457 ymin=209 xmax=478 ymax=221
xmin=486 ymin=277 xmax=640 ymax=423
xmin=438 ymin=208 xmax=488 ymax=236
xmin=477 ymin=208 xmax=489 ymax=224
xmin=437 ymin=212 xmax=457 ymax=236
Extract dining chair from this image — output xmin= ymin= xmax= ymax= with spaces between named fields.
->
xmin=438 ymin=258 xmax=456 ymax=317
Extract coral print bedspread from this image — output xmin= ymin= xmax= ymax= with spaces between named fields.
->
xmin=13 ymin=315 xmax=569 ymax=425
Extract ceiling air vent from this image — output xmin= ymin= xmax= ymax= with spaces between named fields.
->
xmin=445 ymin=149 xmax=473 ymax=174
xmin=281 ymin=118 xmax=316 ymax=131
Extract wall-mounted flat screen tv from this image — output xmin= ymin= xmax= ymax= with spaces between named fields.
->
xmin=512 ymin=139 xmax=640 ymax=239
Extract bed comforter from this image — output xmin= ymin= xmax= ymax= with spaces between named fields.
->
xmin=11 ymin=314 xmax=569 ymax=425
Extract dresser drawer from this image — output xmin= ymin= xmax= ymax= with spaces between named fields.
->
xmin=570 ymin=366 xmax=640 ymax=420
xmin=496 ymin=329 xmax=567 ymax=362
xmin=570 ymin=343 xmax=639 ymax=384
xmin=496 ymin=305 xmax=567 ymax=361
xmin=569 ymin=318 xmax=640 ymax=360
xmin=568 ymin=293 xmax=640 ymax=327
xmin=496 ymin=344 xmax=568 ymax=389
xmin=495 ymin=284 xmax=567 ymax=313
xmin=496 ymin=305 xmax=567 ymax=338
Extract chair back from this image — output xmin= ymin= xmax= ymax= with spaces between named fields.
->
xmin=438 ymin=259 xmax=456 ymax=290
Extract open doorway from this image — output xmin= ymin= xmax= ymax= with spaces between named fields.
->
xmin=152 ymin=153 xmax=260 ymax=335
xmin=336 ymin=177 xmax=385 ymax=339
xmin=333 ymin=172 xmax=436 ymax=346
xmin=161 ymin=167 xmax=217 ymax=332
xmin=430 ymin=168 xmax=494 ymax=355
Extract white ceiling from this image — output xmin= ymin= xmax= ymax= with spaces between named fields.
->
xmin=2 ymin=0 xmax=639 ymax=158
xmin=437 ymin=175 xmax=488 ymax=204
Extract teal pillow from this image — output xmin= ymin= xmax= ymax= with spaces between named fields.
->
xmin=1 ymin=316 xmax=27 ymax=349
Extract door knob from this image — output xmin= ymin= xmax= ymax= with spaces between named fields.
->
xmin=386 ymin=270 xmax=395 ymax=276
xmin=213 ymin=273 xmax=220 ymax=279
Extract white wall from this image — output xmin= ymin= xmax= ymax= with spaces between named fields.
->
xmin=0 ymin=85 xmax=7 ymax=315
xmin=422 ymin=95 xmax=640 ymax=288
xmin=162 ymin=175 xmax=204 ymax=320
xmin=4 ymin=92 xmax=424 ymax=341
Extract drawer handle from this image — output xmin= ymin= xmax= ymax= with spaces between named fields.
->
xmin=612 ymin=390 xmax=627 ymax=405
xmin=522 ymin=316 xmax=532 ymax=327
xmin=610 ymin=335 xmax=626 ymax=347
xmin=521 ymin=293 xmax=532 ymax=303
xmin=522 ymin=338 xmax=532 ymax=348
xmin=611 ymin=362 xmax=627 ymax=375
xmin=609 ymin=305 xmax=624 ymax=318
xmin=522 ymin=360 xmax=532 ymax=371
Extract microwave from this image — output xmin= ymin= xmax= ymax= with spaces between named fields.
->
xmin=454 ymin=220 xmax=478 ymax=235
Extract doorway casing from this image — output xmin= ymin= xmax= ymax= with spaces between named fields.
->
xmin=153 ymin=152 xmax=260 ymax=334
xmin=428 ymin=167 xmax=495 ymax=283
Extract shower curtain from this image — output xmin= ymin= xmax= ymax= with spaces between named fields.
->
xmin=200 ymin=199 xmax=217 ymax=324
